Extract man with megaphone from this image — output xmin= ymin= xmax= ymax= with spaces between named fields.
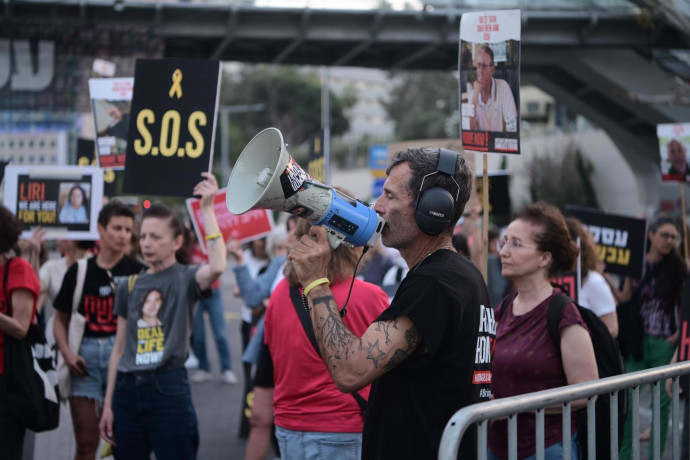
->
xmin=289 ymin=147 xmax=495 ymax=459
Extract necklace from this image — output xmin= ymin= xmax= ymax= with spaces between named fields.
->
xmin=410 ymin=245 xmax=454 ymax=274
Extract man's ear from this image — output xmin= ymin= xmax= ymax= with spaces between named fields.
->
xmin=97 ymin=223 xmax=106 ymax=238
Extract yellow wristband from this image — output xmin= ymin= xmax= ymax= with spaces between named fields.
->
xmin=303 ymin=278 xmax=330 ymax=297
xmin=204 ymin=232 xmax=223 ymax=241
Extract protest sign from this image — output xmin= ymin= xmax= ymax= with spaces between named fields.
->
xmin=566 ymin=206 xmax=647 ymax=278
xmin=550 ymin=271 xmax=579 ymax=303
xmin=123 ymin=59 xmax=222 ymax=197
xmin=186 ymin=188 xmax=274 ymax=254
xmin=77 ymin=138 xmax=120 ymax=197
xmin=658 ymin=123 xmax=690 ymax=183
xmin=460 ymin=9 xmax=521 ymax=154
xmin=3 ymin=165 xmax=103 ymax=240
xmin=476 ymin=170 xmax=511 ymax=215
xmin=89 ymin=77 xmax=134 ymax=170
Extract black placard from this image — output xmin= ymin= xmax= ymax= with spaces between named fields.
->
xmin=123 ymin=59 xmax=221 ymax=197
xmin=566 ymin=206 xmax=647 ymax=278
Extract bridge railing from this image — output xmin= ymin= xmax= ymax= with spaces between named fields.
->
xmin=439 ymin=361 xmax=690 ymax=460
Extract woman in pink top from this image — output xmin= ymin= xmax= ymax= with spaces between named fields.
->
xmin=489 ymin=203 xmax=598 ymax=460
xmin=263 ymin=218 xmax=389 ymax=460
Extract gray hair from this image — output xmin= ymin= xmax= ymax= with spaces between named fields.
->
xmin=387 ymin=147 xmax=473 ymax=235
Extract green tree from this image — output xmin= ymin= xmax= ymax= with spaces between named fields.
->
xmin=220 ymin=65 xmax=351 ymax=165
xmin=383 ymin=71 xmax=458 ymax=141
xmin=527 ymin=144 xmax=599 ymax=209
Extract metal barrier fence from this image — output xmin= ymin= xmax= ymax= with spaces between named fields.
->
xmin=439 ymin=361 xmax=690 ymax=460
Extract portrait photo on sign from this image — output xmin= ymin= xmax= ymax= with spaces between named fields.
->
xmin=461 ymin=41 xmax=519 ymax=134
xmin=58 ymin=182 xmax=91 ymax=225
xmin=459 ymin=9 xmax=521 ymax=154
xmin=657 ymin=123 xmax=690 ymax=182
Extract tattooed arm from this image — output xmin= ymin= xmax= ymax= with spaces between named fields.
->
xmin=307 ymin=285 xmax=422 ymax=392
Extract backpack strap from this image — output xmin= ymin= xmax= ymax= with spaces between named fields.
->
xmin=72 ymin=258 xmax=88 ymax=313
xmin=546 ymin=293 xmax=573 ymax=355
xmin=288 ymin=285 xmax=368 ymax=414
xmin=495 ymin=291 xmax=517 ymax=319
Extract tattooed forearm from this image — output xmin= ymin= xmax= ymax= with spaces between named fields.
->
xmin=374 ymin=319 xmax=399 ymax=345
xmin=366 ymin=340 xmax=386 ymax=368
xmin=311 ymin=295 xmax=359 ymax=368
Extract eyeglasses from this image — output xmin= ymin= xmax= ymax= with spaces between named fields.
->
xmin=476 ymin=63 xmax=494 ymax=70
xmin=497 ymin=236 xmax=537 ymax=252
xmin=658 ymin=232 xmax=679 ymax=241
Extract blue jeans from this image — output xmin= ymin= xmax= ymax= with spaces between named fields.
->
xmin=488 ymin=432 xmax=580 ymax=460
xmin=275 ymin=425 xmax=362 ymax=460
xmin=71 ymin=335 xmax=115 ymax=401
xmin=112 ymin=367 xmax=199 ymax=460
xmin=192 ymin=288 xmax=232 ymax=372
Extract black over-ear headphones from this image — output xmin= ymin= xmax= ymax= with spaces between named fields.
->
xmin=414 ymin=148 xmax=460 ymax=236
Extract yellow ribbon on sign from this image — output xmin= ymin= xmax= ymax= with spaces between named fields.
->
xmin=169 ymin=69 xmax=183 ymax=99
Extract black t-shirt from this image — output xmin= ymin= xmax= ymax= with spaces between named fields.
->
xmin=54 ymin=256 xmax=145 ymax=337
xmin=362 ymin=249 xmax=494 ymax=460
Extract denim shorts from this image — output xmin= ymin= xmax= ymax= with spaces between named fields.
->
xmin=275 ymin=425 xmax=362 ymax=460
xmin=70 ymin=335 xmax=115 ymax=402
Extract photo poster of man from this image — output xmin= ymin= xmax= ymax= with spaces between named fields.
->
xmin=2 ymin=165 xmax=103 ymax=240
xmin=186 ymin=188 xmax=275 ymax=254
xmin=657 ymin=122 xmax=690 ymax=182
xmin=566 ymin=205 xmax=647 ymax=279
xmin=123 ymin=59 xmax=222 ymax=197
xmin=88 ymin=77 xmax=134 ymax=170
xmin=460 ymin=9 xmax=521 ymax=155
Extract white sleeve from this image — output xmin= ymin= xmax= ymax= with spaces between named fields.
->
xmin=581 ymin=271 xmax=616 ymax=316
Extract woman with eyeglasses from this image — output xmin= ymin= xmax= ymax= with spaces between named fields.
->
xmin=489 ymin=203 xmax=598 ymax=460
xmin=607 ymin=216 xmax=687 ymax=460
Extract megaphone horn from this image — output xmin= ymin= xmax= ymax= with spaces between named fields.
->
xmin=226 ymin=127 xmax=386 ymax=249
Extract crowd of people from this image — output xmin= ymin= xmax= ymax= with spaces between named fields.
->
xmin=0 ymin=145 xmax=689 ymax=460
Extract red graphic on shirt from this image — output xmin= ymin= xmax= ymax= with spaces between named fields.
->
xmin=83 ymin=294 xmax=117 ymax=334
xmin=472 ymin=370 xmax=492 ymax=384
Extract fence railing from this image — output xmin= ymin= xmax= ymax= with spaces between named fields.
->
xmin=439 ymin=361 xmax=690 ymax=460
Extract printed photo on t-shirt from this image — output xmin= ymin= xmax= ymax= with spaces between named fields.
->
xmin=136 ymin=288 xmax=165 ymax=366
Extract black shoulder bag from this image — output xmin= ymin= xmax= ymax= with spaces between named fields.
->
xmin=2 ymin=257 xmax=60 ymax=432
xmin=288 ymin=286 xmax=368 ymax=414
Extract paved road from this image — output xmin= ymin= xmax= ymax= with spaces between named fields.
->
xmin=191 ymin=266 xmax=275 ymax=460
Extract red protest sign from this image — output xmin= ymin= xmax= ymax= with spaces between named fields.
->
xmin=186 ymin=188 xmax=274 ymax=253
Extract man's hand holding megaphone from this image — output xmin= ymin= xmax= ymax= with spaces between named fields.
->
xmin=289 ymin=226 xmax=332 ymax=295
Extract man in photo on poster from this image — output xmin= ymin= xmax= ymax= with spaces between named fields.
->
xmin=467 ymin=44 xmax=518 ymax=133
xmin=665 ymin=138 xmax=690 ymax=181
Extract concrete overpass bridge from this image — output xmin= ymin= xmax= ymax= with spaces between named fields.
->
xmin=3 ymin=0 xmax=690 ymax=205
